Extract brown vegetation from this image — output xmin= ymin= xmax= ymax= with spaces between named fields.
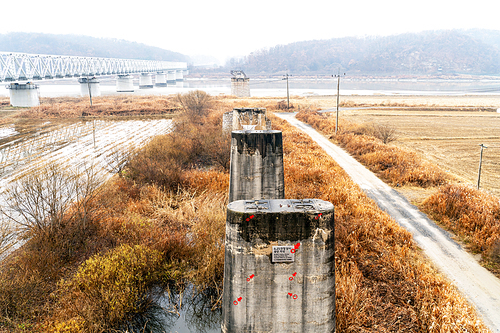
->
xmin=270 ymin=114 xmax=488 ymax=332
xmin=296 ymin=110 xmax=447 ymax=187
xmin=0 ymin=94 xmax=491 ymax=332
xmin=17 ymin=95 xmax=177 ymax=118
xmin=422 ymin=184 xmax=500 ymax=274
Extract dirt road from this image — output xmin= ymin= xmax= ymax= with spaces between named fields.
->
xmin=276 ymin=112 xmax=500 ymax=332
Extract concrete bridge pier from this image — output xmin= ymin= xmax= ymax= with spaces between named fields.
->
xmin=116 ymin=74 xmax=134 ymax=92
xmin=155 ymin=72 xmax=167 ymax=87
xmin=78 ymin=77 xmax=101 ymax=97
xmin=175 ymin=69 xmax=184 ymax=81
xmin=6 ymin=82 xmax=40 ymax=107
xmin=139 ymin=73 xmax=154 ymax=89
xmin=222 ymin=199 xmax=335 ymax=332
xmin=167 ymin=70 xmax=176 ymax=85
xmin=228 ymin=130 xmax=285 ymax=203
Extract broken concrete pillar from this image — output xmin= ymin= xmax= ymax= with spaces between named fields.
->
xmin=222 ymin=199 xmax=335 ymax=332
xmin=228 ymin=130 xmax=284 ymax=203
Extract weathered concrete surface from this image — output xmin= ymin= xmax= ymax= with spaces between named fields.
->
xmin=222 ymin=199 xmax=335 ymax=333
xmin=228 ymin=130 xmax=285 ymax=203
xmin=276 ymin=112 xmax=500 ymax=333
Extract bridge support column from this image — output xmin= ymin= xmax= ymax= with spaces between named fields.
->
xmin=175 ymin=69 xmax=184 ymax=81
xmin=78 ymin=77 xmax=101 ymax=97
xmin=6 ymin=83 xmax=40 ymax=107
xmin=222 ymin=199 xmax=335 ymax=332
xmin=116 ymin=74 xmax=134 ymax=92
xmin=139 ymin=73 xmax=153 ymax=89
xmin=155 ymin=72 xmax=167 ymax=87
xmin=228 ymin=130 xmax=284 ymax=203
xmin=167 ymin=70 xmax=176 ymax=85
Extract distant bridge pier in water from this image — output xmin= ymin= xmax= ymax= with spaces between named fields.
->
xmin=167 ymin=70 xmax=176 ymax=84
xmin=6 ymin=82 xmax=40 ymax=107
xmin=176 ymin=69 xmax=184 ymax=81
xmin=116 ymin=74 xmax=134 ymax=92
xmin=155 ymin=72 xmax=167 ymax=87
xmin=139 ymin=73 xmax=154 ymax=89
xmin=78 ymin=77 xmax=101 ymax=97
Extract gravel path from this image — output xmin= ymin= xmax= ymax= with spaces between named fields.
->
xmin=276 ymin=112 xmax=500 ymax=332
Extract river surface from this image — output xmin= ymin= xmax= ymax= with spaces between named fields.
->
xmin=2 ymin=77 xmax=500 ymax=99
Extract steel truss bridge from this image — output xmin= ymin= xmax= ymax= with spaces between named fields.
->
xmin=0 ymin=52 xmax=187 ymax=82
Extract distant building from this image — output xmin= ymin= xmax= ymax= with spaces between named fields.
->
xmin=230 ymin=70 xmax=250 ymax=97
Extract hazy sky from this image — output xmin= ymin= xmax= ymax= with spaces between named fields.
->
xmin=1 ymin=0 xmax=499 ymax=63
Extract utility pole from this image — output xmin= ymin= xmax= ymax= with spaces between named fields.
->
xmin=87 ymin=75 xmax=93 ymax=107
xmin=283 ymin=71 xmax=291 ymax=110
xmin=332 ymin=71 xmax=346 ymax=135
xmin=477 ymin=144 xmax=487 ymax=189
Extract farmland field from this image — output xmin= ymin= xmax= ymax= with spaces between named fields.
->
xmin=309 ymin=95 xmax=500 ymax=197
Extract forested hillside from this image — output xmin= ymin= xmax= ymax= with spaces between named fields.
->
xmin=227 ymin=30 xmax=500 ymax=75
xmin=0 ymin=32 xmax=188 ymax=62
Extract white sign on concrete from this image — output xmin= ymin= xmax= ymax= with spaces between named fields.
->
xmin=272 ymin=246 xmax=294 ymax=262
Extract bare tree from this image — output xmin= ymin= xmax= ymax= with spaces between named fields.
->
xmin=1 ymin=162 xmax=104 ymax=234
xmin=175 ymin=90 xmax=212 ymax=124
xmin=0 ymin=219 xmax=16 ymax=259
xmin=373 ymin=124 xmax=398 ymax=144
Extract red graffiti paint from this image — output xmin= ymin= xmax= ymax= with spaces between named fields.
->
xmin=291 ymin=243 xmax=300 ymax=253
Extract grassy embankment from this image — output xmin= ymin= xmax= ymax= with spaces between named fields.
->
xmin=0 ymin=93 xmax=490 ymax=332
xmin=296 ymin=108 xmax=500 ymax=276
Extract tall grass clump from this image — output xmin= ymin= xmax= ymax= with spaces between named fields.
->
xmin=423 ymin=184 xmax=500 ymax=265
xmin=296 ymin=110 xmax=447 ymax=187
xmin=19 ymin=95 xmax=176 ymax=118
xmin=57 ymin=244 xmax=163 ymax=332
xmin=271 ymin=114 xmax=489 ymax=332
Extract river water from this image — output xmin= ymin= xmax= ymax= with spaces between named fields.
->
xmin=2 ymin=77 xmax=500 ymax=99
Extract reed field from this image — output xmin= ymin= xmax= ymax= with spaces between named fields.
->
xmin=0 ymin=93 xmax=493 ymax=332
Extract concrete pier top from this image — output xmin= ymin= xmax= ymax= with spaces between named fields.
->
xmin=228 ymin=198 xmax=333 ymax=214
xmin=227 ymin=199 xmax=334 ymax=243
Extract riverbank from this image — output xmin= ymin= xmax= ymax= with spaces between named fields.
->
xmin=0 ymin=93 xmax=496 ymax=332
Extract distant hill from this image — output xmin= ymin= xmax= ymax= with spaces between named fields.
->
xmin=227 ymin=30 xmax=500 ymax=75
xmin=0 ymin=32 xmax=188 ymax=62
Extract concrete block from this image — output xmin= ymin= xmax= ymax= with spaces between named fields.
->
xmin=229 ymin=130 xmax=284 ymax=203
xmin=222 ymin=199 xmax=335 ymax=332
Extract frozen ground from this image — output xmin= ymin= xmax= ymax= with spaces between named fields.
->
xmin=0 ymin=118 xmax=174 ymax=256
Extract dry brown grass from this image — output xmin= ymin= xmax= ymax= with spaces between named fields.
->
xmin=0 ymin=94 xmax=492 ymax=332
xmin=297 ymin=110 xmax=448 ymax=187
xmin=422 ymin=184 xmax=500 ymax=273
xmin=270 ymin=113 xmax=489 ymax=332
xmin=17 ymin=95 xmax=177 ymax=118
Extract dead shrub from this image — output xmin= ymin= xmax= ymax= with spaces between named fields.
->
xmin=175 ymin=90 xmax=212 ymax=124
xmin=423 ymin=184 xmax=500 ymax=255
xmin=57 ymin=244 xmax=164 ymax=332
xmin=373 ymin=124 xmax=398 ymax=144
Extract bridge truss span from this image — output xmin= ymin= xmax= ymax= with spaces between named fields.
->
xmin=0 ymin=52 xmax=187 ymax=82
